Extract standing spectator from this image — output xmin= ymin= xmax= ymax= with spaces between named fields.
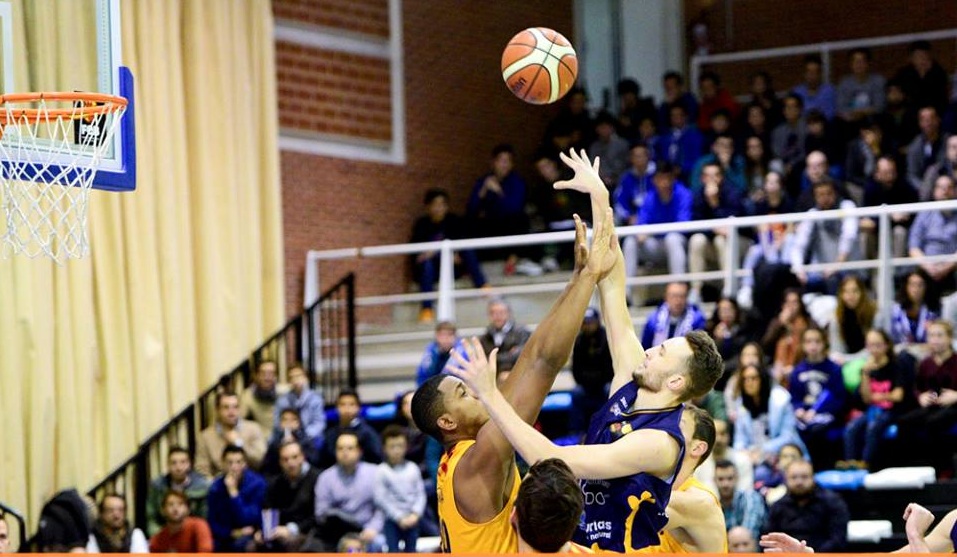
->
xmin=149 ymin=491 xmax=214 ymax=553
xmin=570 ymin=307 xmax=613 ymax=435
xmin=837 ymin=48 xmax=886 ymax=123
xmin=706 ymin=298 xmax=750 ymax=376
xmin=909 ymin=174 xmax=957 ymax=294
xmin=771 ymin=94 xmax=807 ymax=174
xmin=890 ymin=270 xmax=938 ymax=350
xmin=792 ymin=55 xmax=836 ymax=121
xmin=697 ymin=71 xmax=740 ymax=132
xmin=715 ymin=460 xmax=766 ymax=542
xmin=844 ymin=117 xmax=886 ymax=189
xmin=747 ymin=71 xmax=784 ymax=127
xmin=860 ymin=156 xmax=915 ymax=258
xmin=374 ymin=426 xmax=426 ymax=553
xmin=765 ymin=460 xmax=850 ymax=552
xmin=791 ymin=180 xmax=861 ymax=295
xmin=615 ymin=78 xmax=656 ymax=142
xmin=690 ymin=135 xmax=746 ymax=195
xmin=196 ymin=391 xmax=267 ymax=477
xmin=86 ymin=495 xmax=149 ymax=553
xmin=688 ymin=162 xmax=744 ymax=304
xmin=415 ymin=321 xmax=464 ymax=387
xmin=314 ymin=432 xmax=385 ymax=552
xmin=612 ymin=143 xmax=656 ymax=225
xmin=411 ymin=188 xmax=488 ymax=323
xmin=906 ymin=106 xmax=948 ymax=192
xmin=146 ymin=447 xmax=211 ymax=536
xmin=761 ymin=289 xmax=813 ymax=383
xmin=479 ymin=297 xmax=532 ymax=375
xmin=658 ymin=103 xmax=705 ymax=180
xmin=259 ymin=441 xmax=320 ymax=552
xmin=695 ymin=418 xmax=754 ymax=494
xmin=588 ymin=111 xmax=630 ymax=188
xmin=658 ymin=71 xmax=699 ymax=130
xmin=240 ymin=360 xmax=287 ymax=435
xmin=728 ymin=526 xmax=759 ymax=553
xmin=320 ymin=390 xmax=383 ymax=468
xmin=207 ymin=445 xmax=266 ymax=552
xmin=641 ymin=282 xmax=706 ymax=349
xmin=274 ymin=363 xmax=325 ymax=442
xmin=826 ymin=276 xmax=877 ymax=364
xmin=790 ymin=328 xmax=848 ymax=469
xmin=262 ymin=409 xmax=321 ymax=477
xmin=842 ymin=329 xmax=906 ymax=470
xmin=921 ymin=135 xmax=957 ymax=201
xmin=893 ymin=40 xmax=950 ymax=114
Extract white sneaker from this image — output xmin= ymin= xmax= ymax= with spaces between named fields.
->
xmin=541 ymin=256 xmax=559 ymax=272
xmin=515 ymin=259 xmax=544 ymax=276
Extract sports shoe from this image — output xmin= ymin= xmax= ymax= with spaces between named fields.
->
xmin=418 ymin=308 xmax=434 ymax=323
xmin=515 ymin=259 xmax=544 ymax=276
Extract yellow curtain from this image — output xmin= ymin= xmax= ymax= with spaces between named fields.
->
xmin=0 ymin=0 xmax=284 ymax=540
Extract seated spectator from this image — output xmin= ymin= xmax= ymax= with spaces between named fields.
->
xmin=196 ymin=391 xmax=267 ymax=477
xmin=707 ymin=297 xmax=750 ymax=369
xmin=570 ymin=307 xmax=613 ymax=435
xmin=907 ymin=106 xmax=949 ymax=193
xmin=826 ymin=276 xmax=877 ymax=364
xmin=803 ymin=112 xmax=843 ymax=177
xmin=393 ymin=390 xmax=441 ymax=538
xmin=760 ymin=443 xmax=805 ymax=505
xmin=274 ymin=363 xmax=325 ymax=442
xmin=770 ymin=94 xmax=807 ymax=175
xmin=622 ymin=162 xmax=691 ymax=301
xmin=746 ymin=71 xmax=783 ymax=128
xmin=615 ymin=78 xmax=657 ymax=142
xmin=742 ymin=135 xmax=771 ymax=203
xmin=690 ymin=134 xmax=746 ymax=195
xmin=374 ymin=426 xmax=426 ymax=553
xmin=411 ymin=188 xmax=488 ymax=323
xmin=842 ymin=329 xmax=906 ymax=470
xmin=739 ymin=103 xmax=772 ymax=150
xmin=637 ymin=116 xmax=661 ymax=161
xmin=149 ymin=491 xmax=214 ymax=553
xmin=860 ymin=156 xmax=916 ymax=258
xmin=732 ymin=365 xmax=806 ymax=484
xmin=262 ymin=408 xmax=321 ymax=476
xmin=658 ymin=103 xmax=705 ymax=180
xmin=761 ymin=289 xmax=813 ymax=383
xmin=723 ymin=342 xmax=766 ymax=419
xmin=792 ymin=150 xmax=848 ymax=210
xmin=837 ymin=48 xmax=886 ymax=124
xmin=240 ymin=359 xmax=287 ymax=434
xmin=658 ymin=71 xmax=699 ymax=131
xmin=612 ymin=143 xmax=656 ymax=225
xmin=715 ymin=460 xmax=766 ymax=542
xmin=258 ymin=441 xmax=320 ymax=552
xmin=728 ymin=526 xmax=758 ymax=553
xmin=697 ymin=71 xmax=740 ymax=133
xmin=704 ymin=108 xmax=735 ymax=150
xmin=531 ymin=151 xmax=589 ymax=270
xmin=545 ymin=88 xmax=592 ymax=151
xmin=790 ymin=327 xmax=848 ymax=470
xmin=879 ymin=79 xmax=919 ymax=155
xmin=909 ymin=174 xmax=957 ymax=295
xmin=792 ymin=55 xmax=836 ymax=121
xmin=893 ymin=40 xmax=949 ymax=115
xmin=749 ymin=170 xmax=794 ymax=218
xmin=320 ymin=389 xmax=383 ymax=468
xmin=641 ymin=282 xmax=706 ymax=349
xmin=479 ymin=297 xmax=532 ymax=376
xmin=765 ymin=459 xmax=850 ymax=552
xmin=844 ymin=117 xmax=886 ymax=189
xmin=415 ymin=321 xmax=464 ymax=387
xmin=921 ymin=134 xmax=957 ymax=201
xmin=688 ymin=162 xmax=745 ymax=303
xmin=693 ymin=390 xmax=728 ymax=422
xmin=588 ymin=111 xmax=630 ymax=187
xmin=207 ymin=445 xmax=266 ymax=552
xmin=897 ymin=320 xmax=957 ymax=477
xmin=314 ymin=432 xmax=384 ymax=552
xmin=890 ymin=270 xmax=938 ymax=354
xmin=791 ymin=180 xmax=861 ymax=295
xmin=738 ymin=223 xmax=796 ymax=313
xmin=695 ymin=418 xmax=753 ymax=493
xmin=146 ymin=447 xmax=211 ymax=536
xmin=32 ymin=489 xmax=93 ymax=553
xmin=86 ymin=495 xmax=149 ymax=553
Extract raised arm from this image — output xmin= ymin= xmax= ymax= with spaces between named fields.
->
xmin=893 ymin=505 xmax=955 ymax=553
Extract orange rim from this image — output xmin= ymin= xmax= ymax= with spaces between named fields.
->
xmin=0 ymin=91 xmax=127 ymax=124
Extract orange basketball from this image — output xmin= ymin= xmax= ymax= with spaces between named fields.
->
xmin=501 ymin=27 xmax=578 ymax=105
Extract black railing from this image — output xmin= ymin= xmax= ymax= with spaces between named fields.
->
xmin=83 ymin=273 xmax=356 ymax=534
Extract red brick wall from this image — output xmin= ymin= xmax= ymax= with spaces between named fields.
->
xmin=276 ymin=1 xmax=575 ymax=318
xmin=274 ymin=0 xmax=390 ymax=38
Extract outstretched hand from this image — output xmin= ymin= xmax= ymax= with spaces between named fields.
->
xmin=554 ymin=148 xmax=605 ymax=197
xmin=446 ymin=337 xmax=499 ymax=401
xmin=760 ymin=532 xmax=814 ymax=553
xmin=585 ymin=207 xmax=619 ymax=281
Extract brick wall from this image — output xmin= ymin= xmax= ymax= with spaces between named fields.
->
xmin=276 ymin=0 xmax=574 ymax=319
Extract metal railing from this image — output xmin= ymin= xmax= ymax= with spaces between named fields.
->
xmin=305 ymin=200 xmax=957 ymax=330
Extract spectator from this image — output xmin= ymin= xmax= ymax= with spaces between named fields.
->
xmin=658 ymin=71 xmax=699 ymax=130
xmin=240 ymin=360 xmax=287 ymax=434
xmin=545 ymin=88 xmax=592 ymax=151
xmin=415 ymin=321 xmax=464 ymax=387
xmin=765 ymin=460 xmax=850 ymax=552
xmin=908 ymin=174 xmax=957 ymax=294
xmin=715 ymin=460 xmax=766 ymax=542
xmin=770 ymin=94 xmax=807 ymax=174
xmin=623 ymin=163 xmax=692 ymax=292
xmin=906 ymin=106 xmax=948 ymax=192
xmin=842 ymin=329 xmax=906 ymax=470
xmin=320 ymin=389 xmax=383 ymax=468
xmin=615 ymin=78 xmax=656 ymax=142
xmin=0 ymin=514 xmax=7 ymax=554
xmin=693 ymin=390 xmax=728 ymax=423
xmin=695 ymin=418 xmax=754 ymax=493
xmin=478 ymin=297 xmax=532 ymax=375
xmin=32 ymin=489 xmax=93 ymax=553
xmin=274 ymin=363 xmax=325 ymax=442
xmin=697 ymin=71 xmax=740 ymax=132
xmin=688 ymin=162 xmax=745 ymax=304
xmin=588 ymin=111 xmax=630 ymax=188
xmin=893 ymin=40 xmax=949 ymax=114
xmin=148 ymin=491 xmax=214 ymax=553
xmin=262 ymin=408 xmax=321 ymax=476
xmin=196 ymin=391 xmax=267 ymax=477
xmin=890 ymin=269 xmax=938 ymax=349
xmin=146 ymin=446 xmax=211 ymax=536
xmin=612 ymin=143 xmax=656 ymax=225
xmin=728 ymin=526 xmax=758 ymax=553
xmin=637 ymin=116 xmax=661 ymax=161
xmin=836 ymin=48 xmax=886 ymax=123
xmin=827 ymin=275 xmax=877 ymax=364
xmin=762 ymin=443 xmax=806 ymax=505
xmin=374 ymin=426 xmax=426 ymax=553
xmin=411 ymin=188 xmax=488 ymax=323
xmin=746 ymin=71 xmax=783 ymax=128
xmin=793 ymin=150 xmax=848 ymax=210
xmin=705 ymin=109 xmax=735 ymax=150
xmin=86 ymin=495 xmax=149 ymax=553
xmin=314 ymin=432 xmax=384 ymax=552
xmin=393 ymin=390 xmax=441 ymax=538
xmin=739 ymin=104 xmax=773 ymax=151
xmin=803 ymin=111 xmax=842 ymax=176
xmin=921 ymin=134 xmax=957 ymax=201
xmin=791 ymin=180 xmax=861 ymax=295
xmin=707 ymin=297 xmax=750 ymax=369
xmin=845 ymin=117 xmax=886 ymax=189
xmin=792 ymin=55 xmax=836 ymax=121
xmin=790 ymin=327 xmax=848 ymax=470
xmin=641 ymin=282 xmax=706 ymax=349
xmin=761 ymin=289 xmax=813 ymax=384
xmin=259 ymin=441 xmax=320 ymax=552
xmin=690 ymin=134 xmax=746 ymax=195
xmin=738 ymin=222 xmax=796 ymax=313
xmin=748 ymin=170 xmax=795 ymax=218
xmin=879 ymin=79 xmax=919 ymax=154
xmin=658 ymin=102 xmax=705 ymax=180
xmin=732 ymin=365 xmax=805 ymax=484
xmin=742 ymin=135 xmax=772 ymax=203
xmin=897 ymin=320 xmax=957 ymax=477
xmin=207 ymin=445 xmax=266 ymax=552
xmin=531 ymin=151 xmax=589 ymax=271
xmin=723 ymin=342 xmax=766 ymax=418
xmin=337 ymin=533 xmax=367 ymax=553
xmin=570 ymin=307 xmax=614 ymax=435
xmin=860 ymin=156 xmax=915 ymax=258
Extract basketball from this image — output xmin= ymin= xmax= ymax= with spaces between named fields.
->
xmin=501 ymin=27 xmax=578 ymax=105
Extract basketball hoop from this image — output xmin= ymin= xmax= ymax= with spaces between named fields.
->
xmin=0 ymin=91 xmax=127 ymax=263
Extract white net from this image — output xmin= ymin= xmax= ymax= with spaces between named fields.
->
xmin=0 ymin=94 xmax=126 ymax=263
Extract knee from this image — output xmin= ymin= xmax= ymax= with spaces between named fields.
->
xmin=665 ymin=232 xmax=687 ymax=249
xmin=689 ymin=233 xmax=707 ymax=251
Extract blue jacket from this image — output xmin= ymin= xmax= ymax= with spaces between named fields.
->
xmin=274 ymin=387 xmax=326 ymax=440
xmin=789 ymin=358 xmax=847 ymax=428
xmin=207 ymin=469 xmax=266 ymax=551
xmin=656 ymin=126 xmax=705 ymax=179
xmin=613 ymin=164 xmax=656 ymax=223
xmin=733 ymin=386 xmax=807 ymax=459
xmin=637 ymin=181 xmax=693 ymax=230
xmin=689 ymin=154 xmax=747 ymax=196
xmin=466 ymin=172 xmax=526 ymax=219
xmin=415 ymin=338 xmax=466 ymax=386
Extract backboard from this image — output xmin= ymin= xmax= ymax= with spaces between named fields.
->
xmin=0 ymin=0 xmax=135 ymax=191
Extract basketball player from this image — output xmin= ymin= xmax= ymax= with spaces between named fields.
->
xmin=411 ymin=208 xmax=618 ymax=553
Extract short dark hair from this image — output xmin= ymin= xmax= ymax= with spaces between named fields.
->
xmin=806 ymin=109 xmax=827 ymax=126
xmin=710 ymin=108 xmax=731 ymax=121
xmin=812 ymin=179 xmax=836 ymax=193
xmin=699 ymin=70 xmax=721 ymax=86
xmin=617 ymin=78 xmax=640 ymax=97
xmin=168 ymin=446 xmax=191 ymax=461
xmin=256 ymin=359 xmax=277 ymax=373
xmin=337 ymin=388 xmax=361 ymax=405
xmin=279 ymin=407 xmax=301 ymax=421
xmin=682 ymin=331 xmax=724 ymax=400
xmin=334 ymin=430 xmax=361 ymax=449
xmin=435 ymin=320 xmax=456 ymax=334
xmin=99 ymin=493 xmax=126 ymax=514
xmin=491 ymin=143 xmax=515 ymax=158
xmin=784 ymin=92 xmax=804 ymax=109
xmin=849 ymin=47 xmax=872 ymax=60
xmin=655 ymin=161 xmax=677 ymax=176
xmin=411 ymin=374 xmax=447 ymax=441
xmin=515 ymin=459 xmax=583 ymax=553
xmin=278 ymin=439 xmax=304 ymax=457
xmin=910 ymin=39 xmax=932 ymax=53
xmin=222 ymin=444 xmax=247 ymax=461
xmin=161 ymin=490 xmax=189 ymax=507
xmin=423 ymin=188 xmax=449 ymax=206
xmin=381 ymin=424 xmax=408 ymax=443
xmin=663 ymin=71 xmax=684 ymax=85
xmin=714 ymin=458 xmax=736 ymax=472
xmin=685 ymin=405 xmax=716 ymax=466
xmin=804 ymin=53 xmax=823 ymax=66
xmin=594 ymin=110 xmax=617 ymax=127
xmin=214 ymin=391 xmax=239 ymax=408
xmin=668 ymin=102 xmax=688 ymax=116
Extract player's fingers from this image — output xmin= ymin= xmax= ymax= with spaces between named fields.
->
xmin=592 ymin=155 xmax=601 ymax=173
xmin=553 ymin=180 xmax=572 ymax=190
xmin=468 ymin=337 xmax=485 ymax=362
xmin=488 ymin=348 xmax=499 ymax=372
